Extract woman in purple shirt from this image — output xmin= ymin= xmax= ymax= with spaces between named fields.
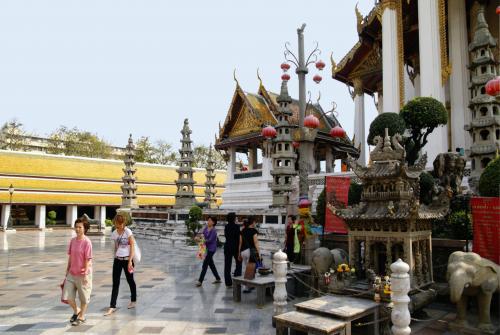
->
xmin=195 ymin=216 xmax=222 ymax=287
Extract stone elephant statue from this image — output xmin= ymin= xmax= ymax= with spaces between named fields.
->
xmin=311 ymin=247 xmax=348 ymax=293
xmin=446 ymin=251 xmax=500 ymax=333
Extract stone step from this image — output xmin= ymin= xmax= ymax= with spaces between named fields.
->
xmin=273 ymin=310 xmax=346 ymax=335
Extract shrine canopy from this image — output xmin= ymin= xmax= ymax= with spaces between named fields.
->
xmin=215 ymin=81 xmax=359 ymax=162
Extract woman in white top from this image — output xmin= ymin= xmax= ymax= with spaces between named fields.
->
xmin=104 ymin=213 xmax=137 ymax=315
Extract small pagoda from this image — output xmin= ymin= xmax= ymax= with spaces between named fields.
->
xmin=337 ymin=129 xmax=448 ymax=288
xmin=270 ymin=79 xmax=297 ymax=207
xmin=204 ymin=145 xmax=217 ymax=209
xmin=174 ymin=119 xmax=196 ymax=209
xmin=121 ymin=134 xmax=138 ymax=209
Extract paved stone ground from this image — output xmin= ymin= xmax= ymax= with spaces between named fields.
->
xmin=1 ymin=230 xmax=493 ymax=335
xmin=0 ymin=230 xmax=277 ymax=335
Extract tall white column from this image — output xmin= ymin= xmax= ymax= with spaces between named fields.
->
xmin=448 ymin=0 xmax=470 ymax=153
xmin=391 ymin=259 xmax=411 ymax=335
xmin=418 ymin=0 xmax=448 ymax=163
xmin=1 ymin=205 xmax=11 ymax=230
xmin=382 ymin=1 xmax=400 ymax=114
xmin=414 ymin=74 xmax=421 ymax=97
xmin=325 ymin=148 xmax=334 ymax=173
xmin=99 ymin=206 xmax=106 ymax=229
xmin=66 ymin=205 xmax=78 ymax=227
xmin=377 ymin=92 xmax=384 ymax=114
xmin=35 ymin=205 xmax=46 ymax=229
xmin=353 ymin=78 xmax=366 ymax=165
xmin=228 ymin=146 xmax=236 ymax=181
xmin=93 ymin=206 xmax=100 ymax=220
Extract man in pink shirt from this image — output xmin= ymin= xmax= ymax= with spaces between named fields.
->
xmin=63 ymin=218 xmax=93 ymax=326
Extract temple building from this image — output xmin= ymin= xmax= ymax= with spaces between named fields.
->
xmin=332 ymin=0 xmax=499 ymax=169
xmin=0 ymin=150 xmax=225 ymax=229
xmin=215 ymin=79 xmax=359 ymax=211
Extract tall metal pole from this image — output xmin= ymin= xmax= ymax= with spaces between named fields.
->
xmin=296 ymin=24 xmax=309 ymax=198
xmin=7 ymin=187 xmax=13 ymax=230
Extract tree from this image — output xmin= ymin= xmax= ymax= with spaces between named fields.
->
xmin=134 ymin=136 xmax=155 ymax=163
xmin=419 ymin=171 xmax=435 ymax=205
xmin=192 ymin=144 xmax=227 ymax=170
xmin=0 ymin=119 xmax=30 ymax=151
xmin=479 ymin=156 xmax=500 ymax=197
xmin=348 ymin=181 xmax=363 ymax=206
xmin=315 ymin=188 xmax=326 ymax=228
xmin=367 ymin=113 xmax=406 ymax=145
xmin=400 ymin=97 xmax=448 ymax=165
xmin=152 ymin=140 xmax=178 ymax=165
xmin=47 ymin=126 xmax=112 ymax=158
xmin=185 ymin=205 xmax=203 ymax=240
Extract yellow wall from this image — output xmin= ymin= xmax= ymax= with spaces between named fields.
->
xmin=0 ymin=150 xmax=226 ymax=206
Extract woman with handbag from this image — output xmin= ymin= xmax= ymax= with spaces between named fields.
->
xmin=238 ymin=216 xmax=260 ymax=293
xmin=195 ymin=216 xmax=222 ymax=287
xmin=104 ymin=213 xmax=137 ymax=316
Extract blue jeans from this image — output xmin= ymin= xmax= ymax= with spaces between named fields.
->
xmin=198 ymin=250 xmax=221 ymax=283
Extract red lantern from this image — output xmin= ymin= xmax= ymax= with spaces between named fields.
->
xmin=298 ymin=198 xmax=311 ymax=208
xmin=330 ymin=126 xmax=346 ymax=138
xmin=315 ymin=60 xmax=325 ymax=71
xmin=304 ymin=114 xmax=320 ymax=129
xmin=281 ymin=63 xmax=290 ymax=72
xmin=313 ymin=74 xmax=322 ymax=84
xmin=485 ymin=76 xmax=500 ymax=96
xmin=261 ymin=125 xmax=277 ymax=138
xmin=281 ymin=73 xmax=290 ymax=81
xmin=292 ymin=141 xmax=300 ymax=149
xmin=496 ymin=6 xmax=500 ymax=14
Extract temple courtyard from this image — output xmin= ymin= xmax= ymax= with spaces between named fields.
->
xmin=0 ymin=231 xmax=478 ymax=335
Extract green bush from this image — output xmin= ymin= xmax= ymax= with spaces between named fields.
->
xmin=348 ymin=181 xmax=363 ymax=206
xmin=419 ymin=171 xmax=435 ymax=205
xmin=448 ymin=210 xmax=472 ymax=240
xmin=479 ymin=156 xmax=500 ymax=197
xmin=105 ymin=219 xmax=113 ymax=227
xmin=316 ymin=188 xmax=326 ymax=227
xmin=185 ymin=205 xmax=203 ymax=239
xmin=367 ymin=113 xmax=406 ymax=145
xmin=400 ymin=97 xmax=448 ymax=165
xmin=46 ymin=210 xmax=57 ymax=225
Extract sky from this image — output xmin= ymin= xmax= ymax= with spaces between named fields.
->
xmin=0 ymin=0 xmax=378 ymax=154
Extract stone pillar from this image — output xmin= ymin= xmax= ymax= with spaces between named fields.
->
xmin=385 ymin=240 xmax=393 ymax=275
xmin=353 ymin=78 xmax=366 ymax=165
xmin=381 ymin=0 xmax=400 ymax=114
xmin=391 ymin=259 xmax=411 ymax=335
xmin=273 ymin=249 xmax=288 ymax=325
xmin=35 ymin=205 xmax=46 ymax=230
xmin=448 ymin=0 xmax=470 ymax=152
xmin=99 ymin=206 xmax=106 ymax=229
xmin=325 ymin=148 xmax=334 ymax=173
xmin=364 ymin=238 xmax=371 ymax=271
xmin=228 ymin=146 xmax=236 ymax=181
xmin=403 ymin=237 xmax=414 ymax=287
xmin=348 ymin=235 xmax=355 ymax=271
xmin=93 ymin=206 xmax=100 ymax=220
xmin=377 ymin=91 xmax=384 ymax=114
xmin=248 ymin=146 xmax=258 ymax=170
xmin=66 ymin=205 xmax=78 ymax=227
xmin=413 ymin=74 xmax=421 ymax=97
xmin=1 ymin=204 xmax=11 ymax=230
xmin=418 ymin=0 xmax=448 ymax=163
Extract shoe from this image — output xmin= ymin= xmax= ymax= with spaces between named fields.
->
xmin=212 ymin=279 xmax=221 ymax=284
xmin=103 ymin=308 xmax=116 ymax=316
xmin=127 ymin=301 xmax=136 ymax=309
xmin=69 ymin=314 xmax=78 ymax=323
xmin=195 ymin=281 xmax=202 ymax=287
xmin=71 ymin=318 xmax=86 ymax=326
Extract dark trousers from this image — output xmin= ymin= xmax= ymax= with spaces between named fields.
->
xmin=198 ymin=250 xmax=221 ymax=283
xmin=224 ymin=252 xmax=242 ymax=286
xmin=110 ymin=258 xmax=136 ymax=308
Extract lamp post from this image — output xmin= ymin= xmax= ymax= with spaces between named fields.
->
xmin=283 ymin=24 xmax=323 ymax=200
xmin=7 ymin=184 xmax=14 ymax=230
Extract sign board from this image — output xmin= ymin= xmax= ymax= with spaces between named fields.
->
xmin=471 ymin=197 xmax=500 ymax=264
xmin=324 ymin=175 xmax=350 ymax=234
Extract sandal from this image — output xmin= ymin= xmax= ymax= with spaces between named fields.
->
xmin=127 ymin=302 xmax=136 ymax=309
xmin=69 ymin=308 xmax=80 ymax=323
xmin=71 ymin=318 xmax=86 ymax=326
xmin=103 ymin=308 xmax=116 ymax=316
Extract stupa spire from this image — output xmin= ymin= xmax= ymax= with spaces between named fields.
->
xmin=121 ymin=134 xmax=138 ymax=208
xmin=174 ymin=119 xmax=196 ymax=208
xmin=204 ymin=144 xmax=217 ymax=209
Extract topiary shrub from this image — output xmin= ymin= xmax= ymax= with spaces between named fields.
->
xmin=105 ymin=219 xmax=113 ymax=227
xmin=419 ymin=171 xmax=435 ymax=205
xmin=315 ymin=188 xmax=326 ymax=228
xmin=400 ymin=97 xmax=448 ymax=165
xmin=348 ymin=181 xmax=363 ymax=206
xmin=478 ymin=156 xmax=500 ymax=197
xmin=367 ymin=113 xmax=406 ymax=145
xmin=185 ymin=205 xmax=203 ymax=239
xmin=46 ymin=210 xmax=57 ymax=225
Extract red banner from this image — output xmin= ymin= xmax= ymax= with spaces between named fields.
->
xmin=471 ymin=197 xmax=500 ymax=265
xmin=324 ymin=175 xmax=350 ymax=234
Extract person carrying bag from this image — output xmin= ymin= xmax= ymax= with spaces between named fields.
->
xmin=238 ymin=217 xmax=260 ymax=291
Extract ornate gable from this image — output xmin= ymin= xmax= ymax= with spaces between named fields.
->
xmin=228 ymin=104 xmax=261 ymax=137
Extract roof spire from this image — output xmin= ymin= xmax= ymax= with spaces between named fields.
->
xmin=277 ymin=78 xmax=292 ymax=104
xmin=257 ymin=68 xmax=263 ymax=87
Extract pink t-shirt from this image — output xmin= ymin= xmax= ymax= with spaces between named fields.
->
xmin=67 ymin=236 xmax=93 ymax=276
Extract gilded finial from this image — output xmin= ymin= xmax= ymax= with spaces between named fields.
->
xmin=330 ymin=52 xmax=337 ymax=76
xmin=257 ymin=68 xmax=263 ymax=87
xmin=233 ymin=69 xmax=240 ymax=86
xmin=355 ymin=3 xmax=363 ymax=34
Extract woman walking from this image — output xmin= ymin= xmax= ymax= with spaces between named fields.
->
xmin=104 ymin=213 xmax=137 ymax=316
xmin=238 ymin=216 xmax=260 ymax=293
xmin=196 ymin=216 xmax=222 ymax=287
xmin=63 ymin=218 xmax=93 ymax=326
